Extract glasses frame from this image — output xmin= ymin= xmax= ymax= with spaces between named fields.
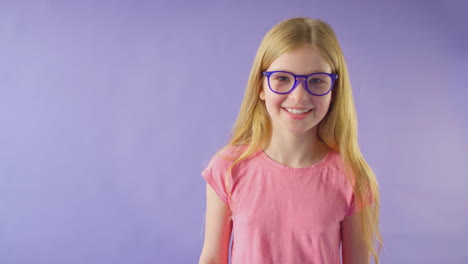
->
xmin=262 ymin=71 xmax=339 ymax=96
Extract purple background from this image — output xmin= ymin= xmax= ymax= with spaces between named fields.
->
xmin=1 ymin=1 xmax=467 ymax=263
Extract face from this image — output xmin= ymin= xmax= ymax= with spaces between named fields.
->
xmin=259 ymin=44 xmax=334 ymax=135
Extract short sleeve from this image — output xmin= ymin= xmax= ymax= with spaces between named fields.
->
xmin=345 ymin=191 xmax=374 ymax=217
xmin=345 ymin=192 xmax=359 ymax=216
xmin=201 ymin=154 xmax=231 ymax=205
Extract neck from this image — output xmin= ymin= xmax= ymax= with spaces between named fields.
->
xmin=262 ymin=126 xmax=329 ymax=168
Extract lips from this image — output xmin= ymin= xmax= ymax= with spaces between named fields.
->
xmin=282 ymin=107 xmax=313 ymax=120
xmin=283 ymin=108 xmax=312 ymax=114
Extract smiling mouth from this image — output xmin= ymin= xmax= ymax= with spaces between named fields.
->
xmin=283 ymin=108 xmax=313 ymax=114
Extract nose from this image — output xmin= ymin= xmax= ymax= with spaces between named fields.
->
xmin=288 ymin=77 xmax=309 ymax=101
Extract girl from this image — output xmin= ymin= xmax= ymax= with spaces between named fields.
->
xmin=199 ymin=17 xmax=383 ymax=264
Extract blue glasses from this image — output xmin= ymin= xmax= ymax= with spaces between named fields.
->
xmin=262 ymin=71 xmax=338 ymax=96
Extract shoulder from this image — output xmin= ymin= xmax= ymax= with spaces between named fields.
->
xmin=324 ymin=149 xmax=345 ymax=170
xmin=216 ymin=144 xmax=248 ymax=161
xmin=326 ymin=149 xmax=357 ymax=184
xmin=204 ymin=144 xmax=249 ymax=171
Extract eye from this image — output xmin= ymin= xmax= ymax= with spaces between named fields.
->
xmin=274 ymin=75 xmax=291 ymax=82
xmin=270 ymin=72 xmax=294 ymax=83
xmin=309 ymin=78 xmax=322 ymax=83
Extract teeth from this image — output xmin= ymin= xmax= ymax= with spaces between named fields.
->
xmin=285 ymin=108 xmax=311 ymax=114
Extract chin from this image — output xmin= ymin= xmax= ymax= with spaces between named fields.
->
xmin=283 ymin=126 xmax=317 ymax=135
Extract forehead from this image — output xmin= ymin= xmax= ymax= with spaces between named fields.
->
xmin=267 ymin=45 xmax=332 ymax=74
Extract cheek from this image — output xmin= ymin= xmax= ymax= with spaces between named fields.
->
xmin=262 ymin=84 xmax=283 ymax=110
xmin=314 ymin=97 xmax=332 ymax=114
xmin=264 ymin=93 xmax=285 ymax=111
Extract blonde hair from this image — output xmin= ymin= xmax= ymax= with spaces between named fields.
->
xmin=217 ymin=17 xmax=383 ymax=262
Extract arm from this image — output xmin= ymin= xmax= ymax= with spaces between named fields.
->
xmin=341 ymin=212 xmax=369 ymax=264
xmin=198 ymin=183 xmax=233 ymax=264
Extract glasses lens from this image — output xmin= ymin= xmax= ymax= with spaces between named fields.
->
xmin=269 ymin=72 xmax=295 ymax=93
xmin=307 ymin=74 xmax=333 ymax=95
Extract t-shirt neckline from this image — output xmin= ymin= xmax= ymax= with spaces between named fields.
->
xmin=259 ymin=148 xmax=333 ymax=172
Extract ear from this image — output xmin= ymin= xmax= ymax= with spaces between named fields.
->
xmin=259 ymin=90 xmax=265 ymax=100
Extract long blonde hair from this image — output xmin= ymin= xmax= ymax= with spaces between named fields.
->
xmin=217 ymin=17 xmax=383 ymax=262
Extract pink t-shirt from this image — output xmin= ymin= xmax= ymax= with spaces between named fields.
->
xmin=202 ymin=145 xmax=360 ymax=264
